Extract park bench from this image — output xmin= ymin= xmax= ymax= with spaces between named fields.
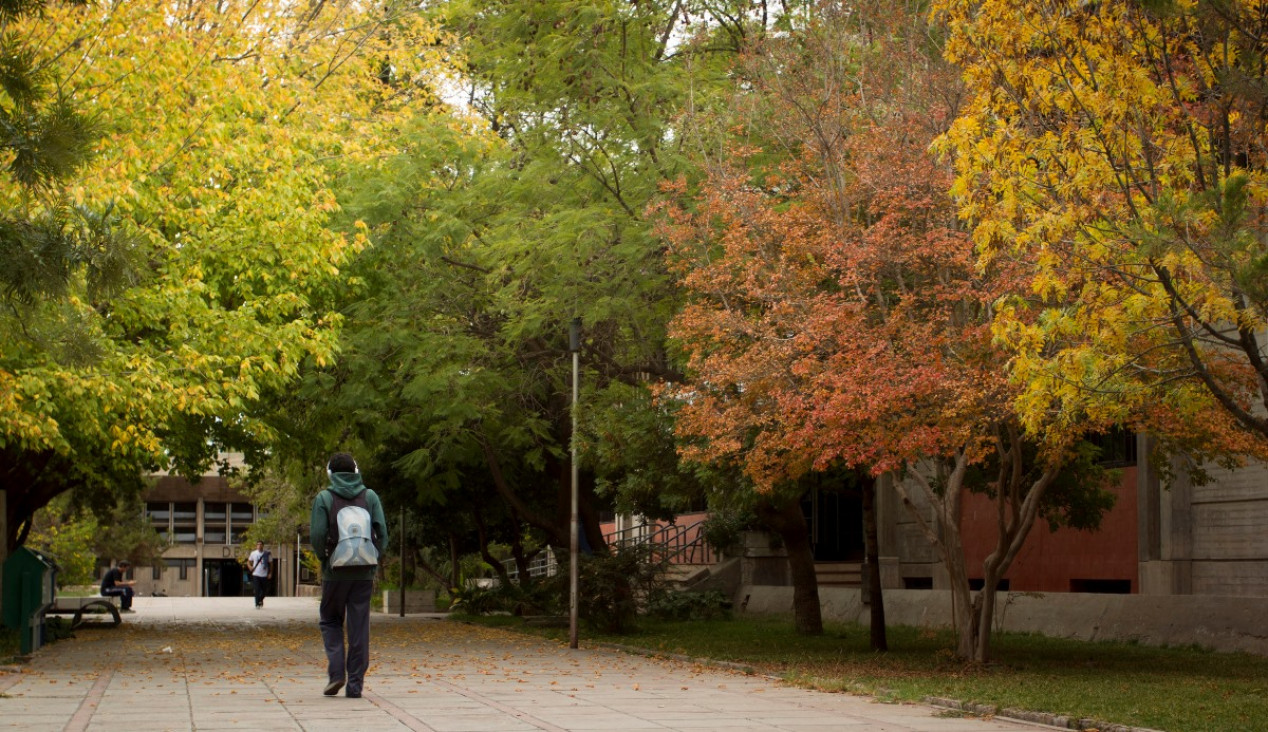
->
xmin=45 ymin=596 xmax=122 ymax=629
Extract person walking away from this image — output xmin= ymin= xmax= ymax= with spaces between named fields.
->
xmin=310 ymin=452 xmax=387 ymax=699
xmin=247 ymin=541 xmax=272 ymax=609
xmin=101 ymin=560 xmax=136 ymax=613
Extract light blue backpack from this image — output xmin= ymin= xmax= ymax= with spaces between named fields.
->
xmin=327 ymin=491 xmax=379 ymax=568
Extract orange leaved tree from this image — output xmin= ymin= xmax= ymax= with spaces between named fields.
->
xmin=659 ymin=2 xmax=1116 ymax=662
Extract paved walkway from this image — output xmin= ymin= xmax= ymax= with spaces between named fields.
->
xmin=0 ymin=597 xmax=1049 ymax=732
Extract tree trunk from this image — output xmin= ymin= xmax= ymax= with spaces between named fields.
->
xmin=508 ymin=518 xmax=537 ymax=581
xmin=947 ymin=553 xmax=978 ymax=660
xmin=579 ymin=478 xmax=609 ymax=556
xmin=888 ymin=436 xmax=1063 ymax=664
xmin=449 ymin=533 xmax=461 ymax=589
xmin=861 ymin=476 xmax=887 ymax=652
xmin=974 ymin=583 xmax=998 ymax=663
xmin=942 ymin=491 xmax=982 ymax=661
xmin=474 ymin=509 xmax=513 ymax=587
xmin=0 ymin=488 xmax=7 ymax=621
xmin=757 ymin=493 xmax=823 ymax=635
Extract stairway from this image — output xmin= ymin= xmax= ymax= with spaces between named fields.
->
xmin=664 ymin=563 xmax=712 ymax=590
xmin=815 ymin=561 xmax=863 ymax=587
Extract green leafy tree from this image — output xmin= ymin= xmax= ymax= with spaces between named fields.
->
xmin=26 ymin=492 xmax=164 ymax=586
xmin=286 ymin=0 xmax=780 ymax=576
xmin=25 ymin=497 xmax=99 ymax=587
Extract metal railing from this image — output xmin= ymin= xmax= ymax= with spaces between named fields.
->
xmin=605 ymin=519 xmax=719 ymax=566
xmin=502 ymin=548 xmax=558 ymax=583
xmin=500 ymin=519 xmax=719 ymax=584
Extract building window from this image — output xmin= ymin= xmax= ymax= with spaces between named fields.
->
xmin=167 ymin=558 xmax=195 ymax=581
xmin=1070 ymin=579 xmax=1131 ymax=594
xmin=230 ymin=502 xmax=254 ymax=544
xmin=903 ymin=577 xmax=933 ymax=590
xmin=204 ymin=502 xmax=228 ymax=544
xmin=152 ymin=565 xmax=162 ymax=580
xmin=173 ymin=502 xmax=198 ymax=544
xmin=147 ymin=501 xmax=171 ymax=542
xmin=969 ymin=578 xmax=1010 ymax=592
xmin=1090 ymin=428 xmax=1137 ymax=467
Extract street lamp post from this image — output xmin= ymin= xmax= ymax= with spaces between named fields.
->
xmin=568 ymin=318 xmax=581 ymax=650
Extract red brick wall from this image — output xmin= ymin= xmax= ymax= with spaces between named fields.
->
xmin=959 ymin=467 xmax=1139 ymax=592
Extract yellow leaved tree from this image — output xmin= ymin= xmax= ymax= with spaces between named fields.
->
xmin=0 ymin=0 xmax=452 ymax=567
xmin=935 ymin=0 xmax=1268 ymax=460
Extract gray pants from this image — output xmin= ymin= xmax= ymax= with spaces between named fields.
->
xmin=319 ymin=580 xmax=373 ymax=695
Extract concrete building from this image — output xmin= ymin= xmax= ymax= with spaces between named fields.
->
xmin=883 ymin=432 xmax=1268 ymax=598
xmin=114 ymin=457 xmax=309 ymax=598
xmin=728 ymin=432 xmax=1268 ymax=652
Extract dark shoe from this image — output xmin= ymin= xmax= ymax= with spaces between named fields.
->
xmin=323 ymin=679 xmax=344 ymax=696
xmin=346 ymin=692 xmax=361 ymax=699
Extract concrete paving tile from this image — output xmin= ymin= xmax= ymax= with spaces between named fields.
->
xmin=412 ymin=713 xmax=542 ymax=731
xmin=185 ymin=720 xmax=304 ymax=725
xmin=529 ymin=712 xmax=669 ymax=729
xmin=0 ymin=723 xmax=65 ymax=732
xmin=87 ymin=713 xmax=194 ymax=725
xmin=296 ymin=722 xmax=412 ymax=732
xmin=632 ymin=718 xmax=778 ymax=729
xmin=633 ymin=708 xmax=739 ymax=719
xmin=569 ymin=728 xmax=783 ymax=732
xmin=765 ymin=720 xmax=887 ymax=725
xmin=0 ymin=708 xmax=71 ymax=724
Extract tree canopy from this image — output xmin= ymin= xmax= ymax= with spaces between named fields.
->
xmin=660 ymin=1 xmax=1117 ymax=660
xmin=936 ymin=0 xmax=1268 ymax=462
xmin=283 ymin=0 xmax=777 ymax=565
xmin=0 ymin=0 xmax=448 ymax=551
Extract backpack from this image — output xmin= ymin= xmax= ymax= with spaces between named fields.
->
xmin=326 ymin=490 xmax=379 ymax=568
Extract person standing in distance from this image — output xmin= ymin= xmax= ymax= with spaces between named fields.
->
xmin=310 ymin=452 xmax=387 ymax=699
xmin=247 ymin=541 xmax=272 ymax=609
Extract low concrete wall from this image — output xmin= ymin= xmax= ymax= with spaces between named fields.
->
xmin=736 ymin=585 xmax=1268 ymax=656
xmin=381 ymin=589 xmax=437 ymax=614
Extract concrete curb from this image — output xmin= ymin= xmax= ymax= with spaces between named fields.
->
xmin=923 ymin=697 xmax=1166 ymax=732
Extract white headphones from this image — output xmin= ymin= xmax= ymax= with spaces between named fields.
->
xmin=326 ymin=458 xmax=359 ymax=475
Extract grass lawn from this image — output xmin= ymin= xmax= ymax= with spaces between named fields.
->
xmin=462 ymin=613 xmax=1268 ymax=732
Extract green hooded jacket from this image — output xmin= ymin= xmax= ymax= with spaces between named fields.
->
xmin=310 ymin=471 xmax=388 ymax=582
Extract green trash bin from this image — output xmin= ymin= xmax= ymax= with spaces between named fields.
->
xmin=2 ymin=547 xmax=58 ymax=655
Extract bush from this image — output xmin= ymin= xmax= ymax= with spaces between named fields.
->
xmin=43 ymin=616 xmax=74 ymax=644
xmin=576 ymin=543 xmax=668 ymax=634
xmin=448 ymin=584 xmax=505 ymax=615
xmin=646 ymin=590 xmax=732 ymax=622
xmin=701 ymin=509 xmax=755 ymax=557
xmin=448 ymin=576 xmax=565 ymax=617
xmin=450 ymin=544 xmax=728 ymax=633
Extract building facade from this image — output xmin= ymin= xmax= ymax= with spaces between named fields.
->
xmin=114 ymin=459 xmax=307 ymax=598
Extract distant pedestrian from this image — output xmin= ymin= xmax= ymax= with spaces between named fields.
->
xmin=100 ymin=560 xmax=136 ymax=613
xmin=247 ymin=541 xmax=272 ymax=609
xmin=310 ymin=451 xmax=387 ymax=699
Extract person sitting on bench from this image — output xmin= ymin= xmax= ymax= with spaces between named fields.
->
xmin=101 ymin=560 xmax=136 ymax=613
